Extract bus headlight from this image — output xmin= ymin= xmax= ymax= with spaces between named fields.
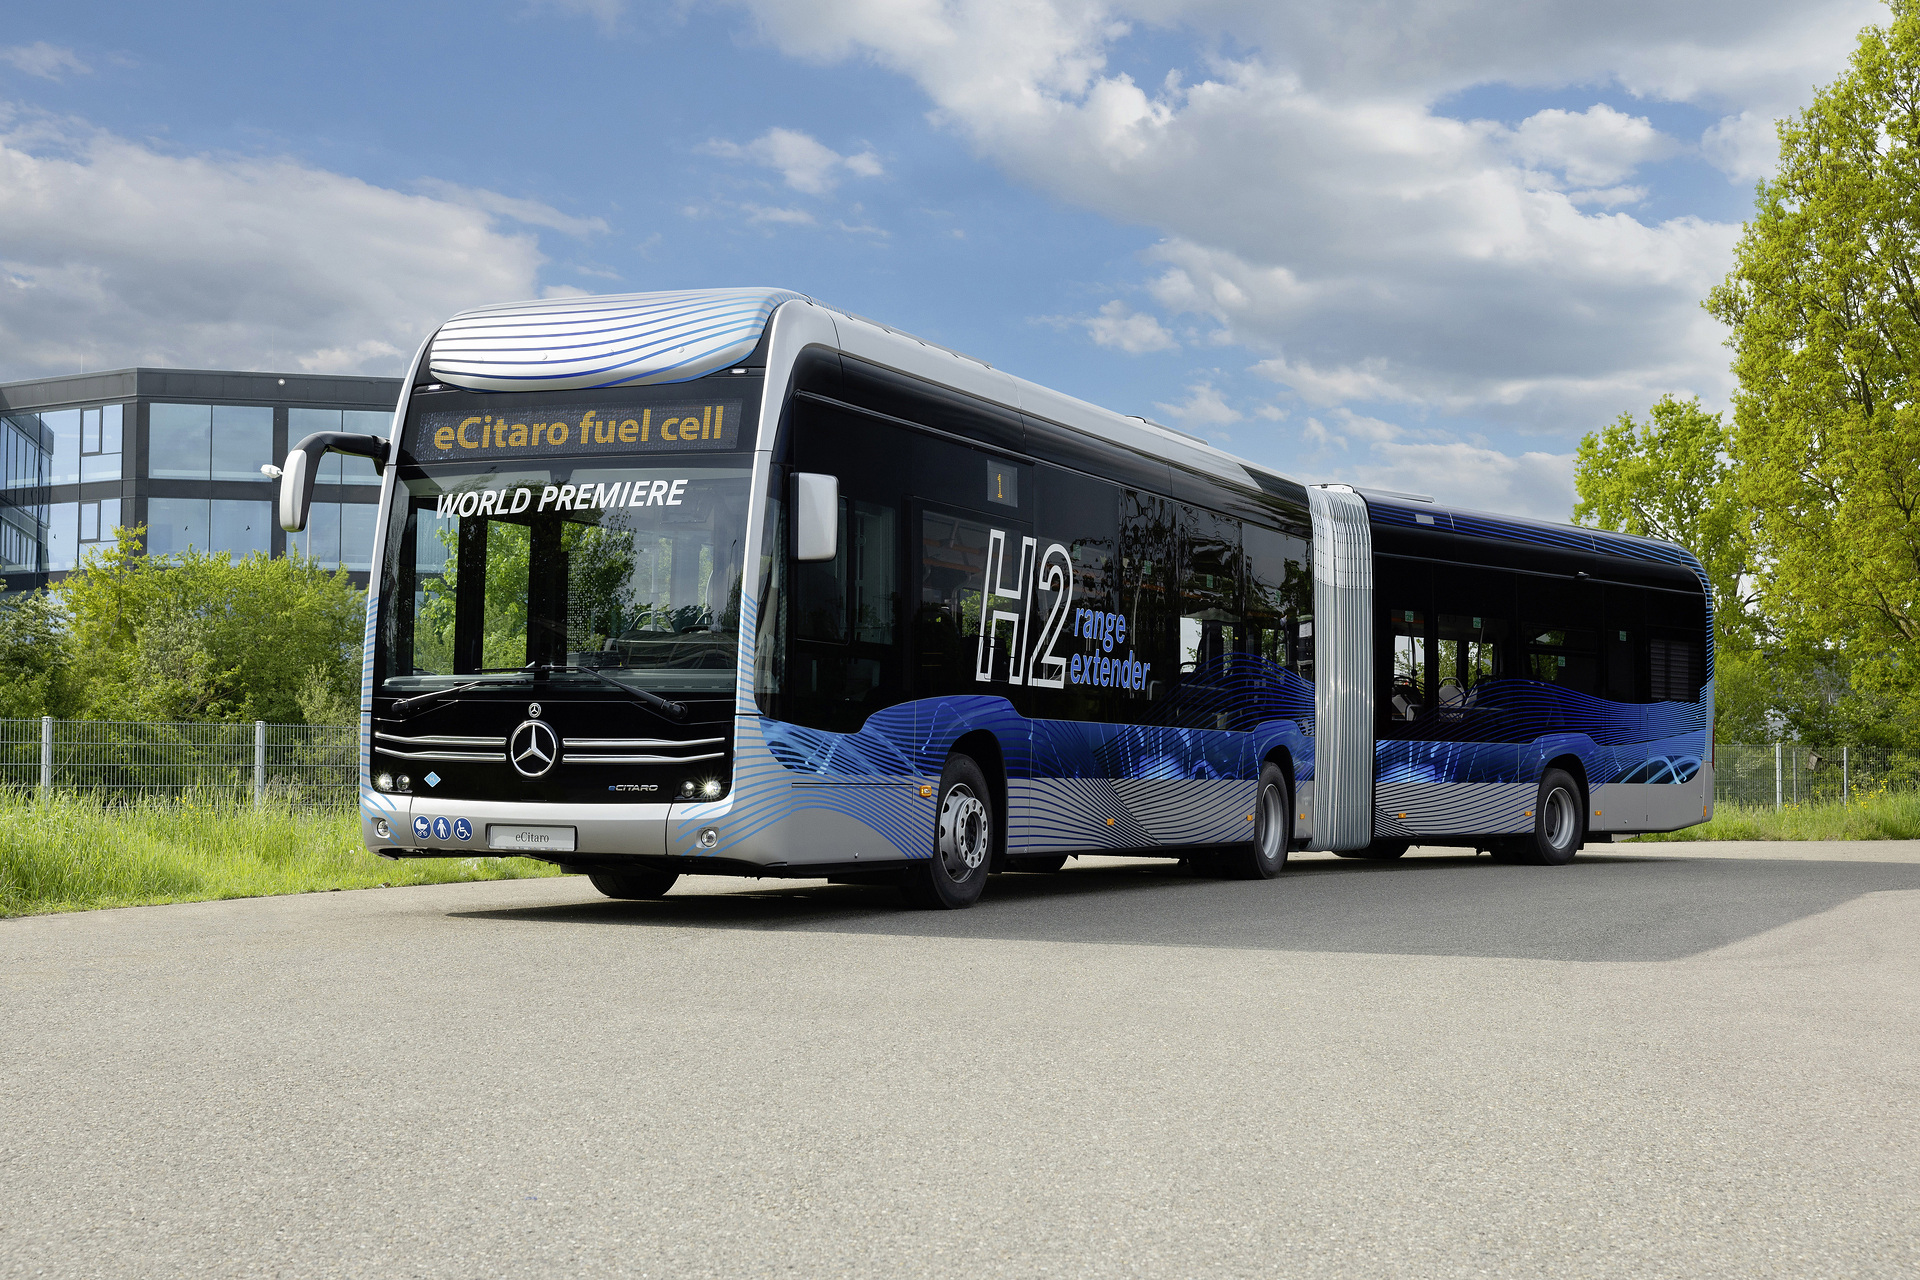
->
xmin=396 ymin=775 xmax=411 ymax=791
xmin=376 ymin=773 xmax=394 ymax=792
xmin=700 ymin=778 xmax=724 ymax=799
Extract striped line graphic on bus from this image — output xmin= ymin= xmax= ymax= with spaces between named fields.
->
xmin=429 ymin=288 xmax=805 ymax=392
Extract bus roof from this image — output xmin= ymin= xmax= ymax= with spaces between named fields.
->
xmin=422 ymin=287 xmax=1699 ymax=579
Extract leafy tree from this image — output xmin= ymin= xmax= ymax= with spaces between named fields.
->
xmin=1572 ymin=394 xmax=1756 ymax=646
xmin=1705 ymin=0 xmax=1920 ymax=742
xmin=0 ymin=589 xmax=81 ymax=718
xmin=56 ymin=529 xmax=366 ymax=724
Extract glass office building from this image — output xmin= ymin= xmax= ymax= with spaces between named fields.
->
xmin=0 ymin=367 xmax=401 ymax=593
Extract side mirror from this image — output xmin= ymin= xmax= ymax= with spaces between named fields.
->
xmin=793 ymin=472 xmax=839 ymax=562
xmin=278 ymin=431 xmax=391 ymax=533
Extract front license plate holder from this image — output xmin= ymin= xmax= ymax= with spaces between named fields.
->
xmin=487 ymin=824 xmax=577 ymax=853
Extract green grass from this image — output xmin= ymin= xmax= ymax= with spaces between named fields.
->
xmin=1628 ymin=790 xmax=1920 ymax=841
xmin=0 ymin=791 xmax=561 ymax=918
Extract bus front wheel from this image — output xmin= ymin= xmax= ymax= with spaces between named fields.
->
xmin=904 ymin=754 xmax=994 ymax=909
xmin=587 ymin=867 xmax=679 ymax=899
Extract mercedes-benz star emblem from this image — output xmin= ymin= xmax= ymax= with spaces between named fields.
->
xmin=527 ymin=702 xmax=542 ymax=718
xmin=509 ymin=719 xmax=559 ymax=777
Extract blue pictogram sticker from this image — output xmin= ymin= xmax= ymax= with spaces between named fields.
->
xmin=425 ymin=772 xmax=441 ymax=788
xmin=453 ymin=817 xmax=472 ymax=841
xmin=412 ymin=815 xmax=432 ymax=839
xmin=432 ymin=816 xmax=452 ymax=841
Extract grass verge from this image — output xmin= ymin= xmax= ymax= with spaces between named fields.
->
xmin=0 ymin=792 xmax=561 ymax=918
xmin=1628 ymin=791 xmax=1920 ymax=841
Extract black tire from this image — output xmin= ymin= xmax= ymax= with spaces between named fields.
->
xmin=1514 ymin=768 xmax=1585 ymax=866
xmin=587 ymin=867 xmax=679 ymax=899
xmin=1007 ymin=854 xmax=1068 ymax=873
xmin=903 ymin=754 xmax=995 ymax=909
xmin=1221 ymin=761 xmax=1292 ymax=880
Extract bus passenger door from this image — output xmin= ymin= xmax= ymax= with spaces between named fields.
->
xmin=912 ymin=500 xmax=1036 ymax=839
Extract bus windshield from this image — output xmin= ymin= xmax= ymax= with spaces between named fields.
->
xmin=375 ymin=458 xmax=752 ymax=695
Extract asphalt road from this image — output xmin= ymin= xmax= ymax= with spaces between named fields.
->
xmin=3 ymin=841 xmax=1917 ymax=1279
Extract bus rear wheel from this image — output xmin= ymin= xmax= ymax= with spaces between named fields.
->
xmin=587 ymin=867 xmax=679 ymax=899
xmin=904 ymin=754 xmax=994 ymax=909
xmin=1510 ymin=768 xmax=1585 ymax=866
xmin=1222 ymin=762 xmax=1292 ymax=880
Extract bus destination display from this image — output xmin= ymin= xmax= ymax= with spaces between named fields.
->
xmin=408 ymin=399 xmax=743 ymax=463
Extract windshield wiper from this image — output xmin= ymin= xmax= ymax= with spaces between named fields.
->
xmin=533 ymin=663 xmax=689 ymax=722
xmin=386 ymin=667 xmax=536 ymax=717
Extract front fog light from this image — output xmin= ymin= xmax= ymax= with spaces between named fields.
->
xmin=376 ymin=772 xmax=394 ymax=792
xmin=375 ymin=818 xmax=392 ymax=839
xmin=700 ymin=778 xmax=724 ymax=799
xmin=698 ymin=827 xmax=719 ymax=848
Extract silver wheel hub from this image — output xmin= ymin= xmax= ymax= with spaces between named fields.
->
xmin=1543 ymin=786 xmax=1577 ymax=849
xmin=1257 ymin=782 xmax=1286 ymax=860
xmin=938 ymin=785 xmax=989 ymax=881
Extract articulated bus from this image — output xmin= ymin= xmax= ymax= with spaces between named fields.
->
xmin=278 ymin=288 xmax=1713 ymax=909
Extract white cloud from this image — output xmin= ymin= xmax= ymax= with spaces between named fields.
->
xmin=739 ymin=202 xmax=817 ymax=225
xmin=414 ymin=179 xmax=609 ymax=237
xmin=723 ymin=0 xmax=1864 ymax=439
xmin=703 ymin=127 xmax=884 ymax=195
xmin=1701 ymin=110 xmax=1782 ymax=183
xmin=0 ymin=43 xmax=90 ymax=80
xmin=1346 ymin=441 xmax=1577 ymax=522
xmin=1155 ymin=381 xmax=1239 ymax=427
xmin=1084 ymin=299 xmax=1177 ymax=353
xmin=1508 ymin=105 xmax=1678 ymax=188
xmin=0 ymin=119 xmax=549 ymax=380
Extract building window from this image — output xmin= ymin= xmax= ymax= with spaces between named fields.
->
xmin=148 ymin=404 xmax=274 ymax=481
xmin=80 ymin=406 xmax=123 ymax=483
xmin=211 ymin=500 xmax=272 ymax=559
xmin=289 ymin=408 xmax=386 ymax=484
xmin=147 ymin=496 xmax=210 ymax=560
xmin=295 ymin=502 xmax=378 ymax=571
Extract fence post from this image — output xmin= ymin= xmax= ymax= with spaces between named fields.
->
xmin=254 ymin=720 xmax=267 ymax=808
xmin=1843 ymin=746 xmax=1849 ymax=808
xmin=39 ymin=715 xmax=53 ymax=795
xmin=1774 ymin=741 xmax=1783 ymax=811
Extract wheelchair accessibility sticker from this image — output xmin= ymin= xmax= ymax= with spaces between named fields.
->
xmin=453 ymin=818 xmax=472 ymax=841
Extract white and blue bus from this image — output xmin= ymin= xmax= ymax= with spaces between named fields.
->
xmin=279 ymin=288 xmax=1713 ymax=909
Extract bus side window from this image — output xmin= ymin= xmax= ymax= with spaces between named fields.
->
xmin=1177 ymin=505 xmax=1241 ymax=676
xmin=1435 ymin=613 xmax=1505 ymax=704
xmin=1241 ymin=522 xmax=1312 ymax=678
xmin=1648 ymin=636 xmax=1700 ymax=701
xmin=1388 ymin=608 xmax=1427 ymax=720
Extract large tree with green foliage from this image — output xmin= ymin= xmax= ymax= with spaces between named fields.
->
xmin=1573 ymin=394 xmax=1755 ymax=644
xmin=53 ymin=531 xmax=366 ymax=724
xmin=1705 ymin=0 xmax=1920 ymax=739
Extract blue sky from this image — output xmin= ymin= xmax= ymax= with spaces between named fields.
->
xmin=0 ymin=0 xmax=1880 ymax=518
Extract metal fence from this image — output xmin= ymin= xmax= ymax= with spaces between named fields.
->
xmin=0 ymin=720 xmax=1912 ymax=813
xmin=1714 ymin=743 xmax=1920 ymax=809
xmin=0 ymin=718 xmax=356 ymax=807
